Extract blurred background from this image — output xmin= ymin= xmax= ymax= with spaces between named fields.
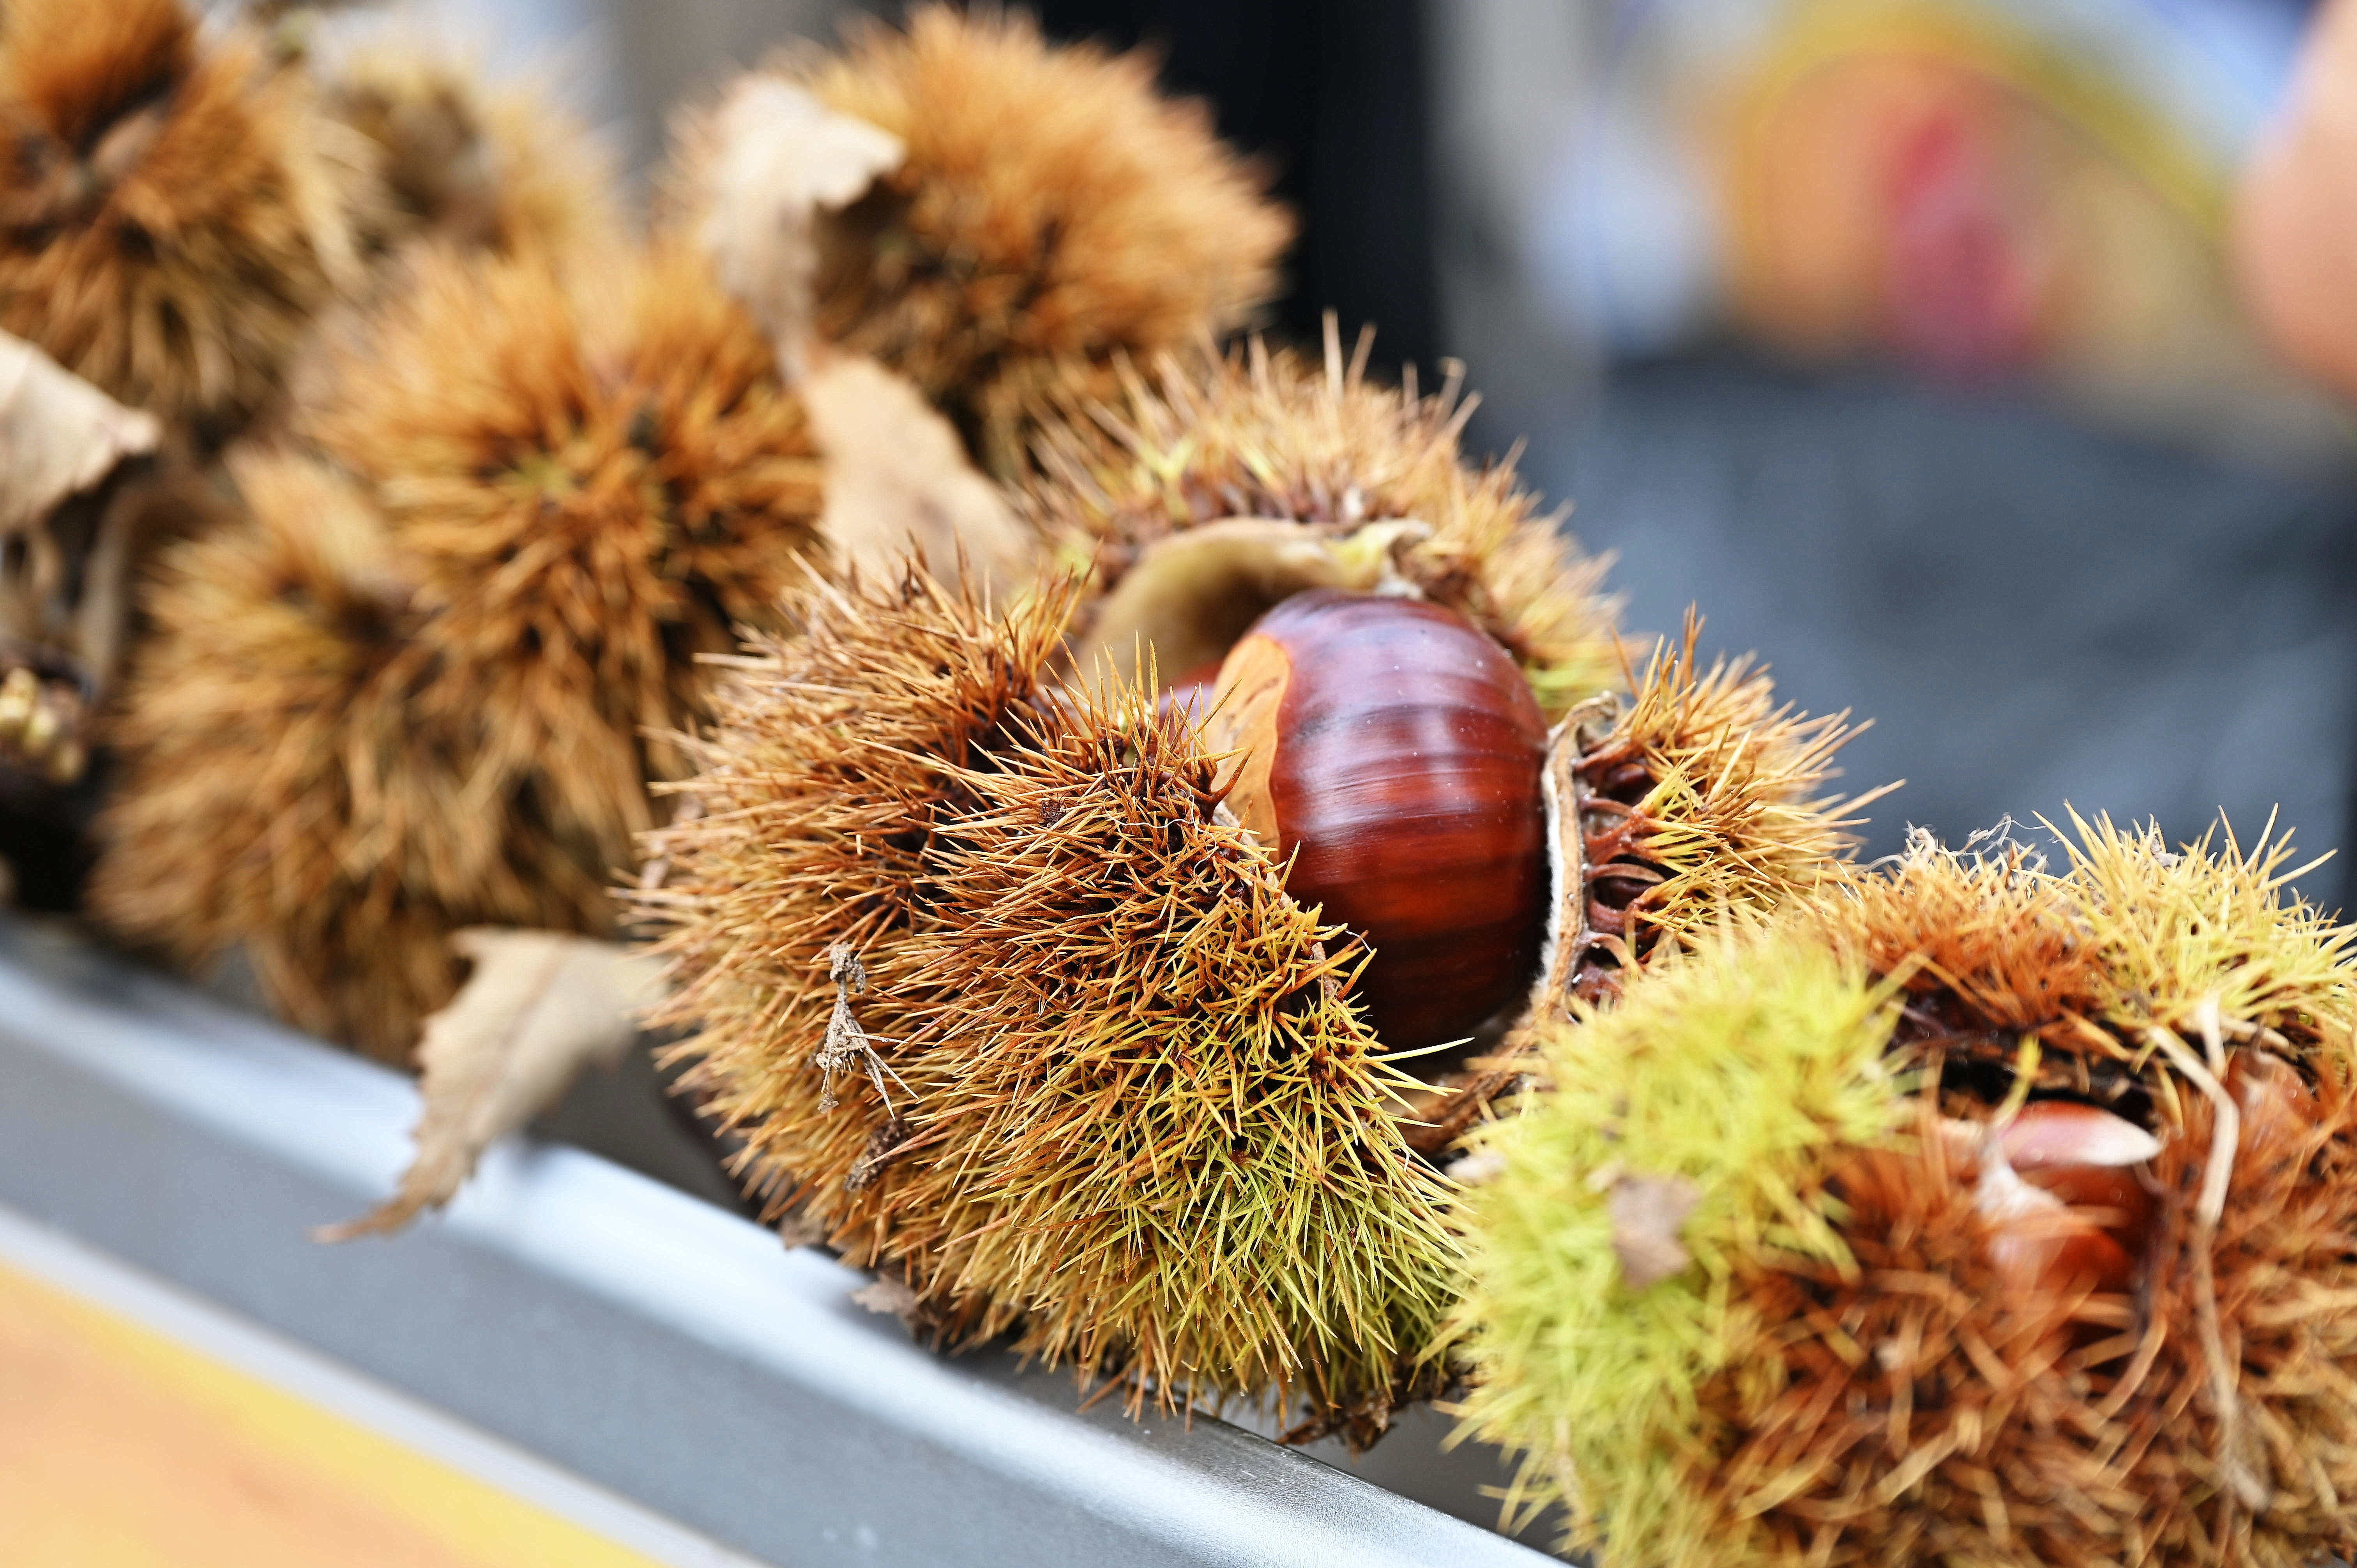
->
xmin=378 ymin=0 xmax=2357 ymax=898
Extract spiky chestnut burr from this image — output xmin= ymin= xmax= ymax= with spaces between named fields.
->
xmin=634 ymin=533 xmax=1881 ymax=1448
xmin=1205 ymin=590 xmax=1550 ymax=1049
xmin=323 ymin=46 xmax=620 ymax=269
xmin=1402 ymin=618 xmax=1880 ymax=1154
xmin=1449 ymin=816 xmax=2357 ymax=1568
xmin=92 ymin=244 xmax=828 ymax=1060
xmin=1033 ymin=328 xmax=1621 ymax=723
xmin=636 ymin=563 xmax=1463 ymax=1446
xmin=666 ymin=5 xmax=1290 ymax=476
xmin=0 ymin=0 xmax=373 ymax=445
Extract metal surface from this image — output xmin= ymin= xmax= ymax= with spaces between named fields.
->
xmin=0 ymin=1204 xmax=769 ymax=1568
xmin=0 ymin=918 xmax=1550 ymax=1568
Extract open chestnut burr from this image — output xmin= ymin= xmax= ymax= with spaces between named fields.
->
xmin=1448 ymin=819 xmax=2357 ymax=1568
xmin=1179 ymin=586 xmax=1866 ymax=1076
xmin=1197 ymin=589 xmax=1552 ymax=1052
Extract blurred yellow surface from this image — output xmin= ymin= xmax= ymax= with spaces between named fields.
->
xmin=0 ymin=1258 xmax=666 ymax=1568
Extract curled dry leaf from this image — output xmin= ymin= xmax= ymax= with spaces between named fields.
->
xmin=850 ymin=1275 xmax=922 ymax=1324
xmin=319 ymin=928 xmax=670 ymax=1240
xmin=695 ymin=78 xmax=904 ymax=380
xmin=688 ymin=80 xmax=1030 ymax=599
xmin=1070 ymin=517 xmax=1431 ymax=691
xmin=0 ymin=332 xmax=167 ymax=789
xmin=0 ymin=331 xmax=161 ymax=536
xmin=1608 ymin=1172 xmax=1703 ymax=1290
xmin=802 ymin=353 xmax=1037 ymax=597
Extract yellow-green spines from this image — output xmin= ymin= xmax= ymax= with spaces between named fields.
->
xmin=1032 ymin=335 xmax=1622 ymax=720
xmin=1448 ymin=922 xmax=1908 ymax=1563
xmin=2062 ymin=809 xmax=2354 ymax=1044
xmin=93 ymin=245 xmax=829 ymax=1060
xmin=1453 ymin=820 xmax=2357 ymax=1568
xmin=1580 ymin=627 xmax=1876 ymax=969
xmin=897 ymin=684 xmax=1459 ymax=1435
xmin=0 ymin=0 xmax=372 ymax=442
xmin=640 ymin=564 xmax=1460 ymax=1440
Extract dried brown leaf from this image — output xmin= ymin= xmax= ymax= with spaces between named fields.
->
xmin=0 ymin=331 xmax=160 ymax=536
xmin=775 ymin=1211 xmax=829 ymax=1250
xmin=850 ymin=1275 xmax=922 ymax=1324
xmin=0 ymin=332 xmax=170 ymax=788
xmin=1608 ymin=1172 xmax=1703 ymax=1289
xmin=803 ymin=353 xmax=1036 ymax=596
xmin=320 ymin=928 xmax=669 ymax=1240
xmin=696 ymin=78 xmax=903 ymax=380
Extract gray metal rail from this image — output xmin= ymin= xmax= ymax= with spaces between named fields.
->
xmin=0 ymin=918 xmax=1551 ymax=1568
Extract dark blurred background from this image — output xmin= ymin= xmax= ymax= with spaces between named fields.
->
xmin=450 ymin=0 xmax=2357 ymax=901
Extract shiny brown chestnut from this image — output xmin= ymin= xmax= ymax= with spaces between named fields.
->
xmin=1201 ymin=589 xmax=1550 ymax=1050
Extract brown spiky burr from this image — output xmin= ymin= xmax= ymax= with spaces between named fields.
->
xmin=92 ymin=242 xmax=829 ymax=1059
xmin=1452 ymin=815 xmax=2357 ymax=1568
xmin=636 ymin=563 xmax=1462 ymax=1446
xmin=0 ymin=0 xmax=373 ymax=445
xmin=627 ymin=287 xmax=1905 ymax=1443
xmin=666 ymin=4 xmax=1292 ymax=475
xmin=323 ymin=44 xmax=620 ymax=270
xmin=1032 ymin=328 xmax=1621 ymax=723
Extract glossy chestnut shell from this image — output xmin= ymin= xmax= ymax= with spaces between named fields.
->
xmin=1204 ymin=590 xmax=1550 ymax=1050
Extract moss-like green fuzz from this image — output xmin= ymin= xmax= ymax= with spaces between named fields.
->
xmin=1450 ymin=925 xmax=1907 ymax=1561
xmin=1449 ymin=817 xmax=2357 ymax=1568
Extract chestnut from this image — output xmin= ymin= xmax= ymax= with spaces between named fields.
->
xmin=1968 ymin=1100 xmax=2161 ymax=1296
xmin=1201 ymin=589 xmax=1550 ymax=1050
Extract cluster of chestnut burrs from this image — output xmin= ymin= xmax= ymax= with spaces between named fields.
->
xmin=4 ymin=3 xmax=2354 ymax=1566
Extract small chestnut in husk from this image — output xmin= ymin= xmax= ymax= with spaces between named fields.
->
xmin=1968 ymin=1100 xmax=2161 ymax=1295
xmin=1203 ymin=590 xmax=1550 ymax=1050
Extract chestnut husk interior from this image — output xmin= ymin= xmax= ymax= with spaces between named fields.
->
xmin=1401 ymin=695 xmax=1620 ymax=1155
